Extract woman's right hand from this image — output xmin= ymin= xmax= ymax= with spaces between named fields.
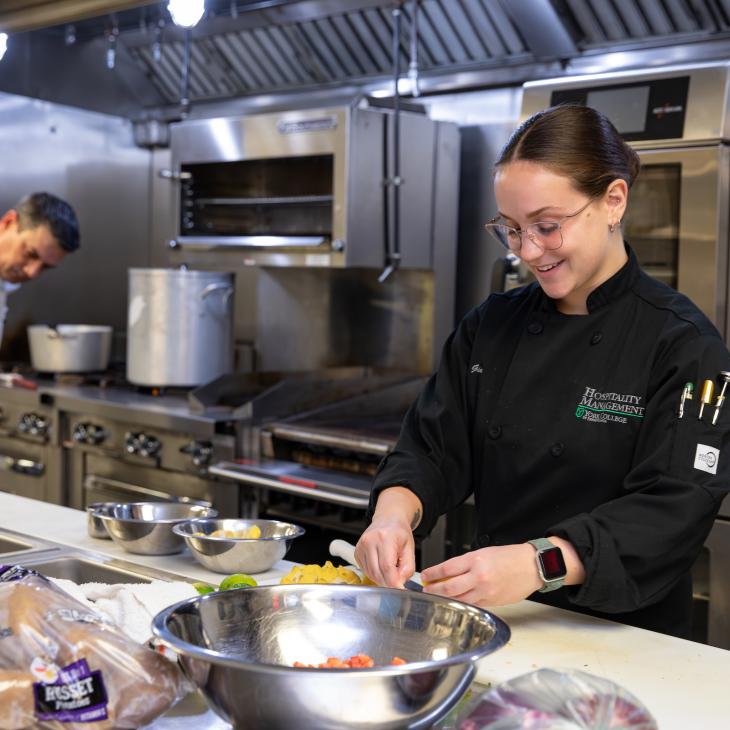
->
xmin=354 ymin=486 xmax=421 ymax=589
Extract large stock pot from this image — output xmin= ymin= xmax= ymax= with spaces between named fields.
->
xmin=126 ymin=268 xmax=234 ymax=387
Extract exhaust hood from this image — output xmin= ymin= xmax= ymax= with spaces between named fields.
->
xmin=2 ymin=0 xmax=730 ymax=117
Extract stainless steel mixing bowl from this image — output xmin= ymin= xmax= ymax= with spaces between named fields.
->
xmin=173 ymin=518 xmax=305 ymax=574
xmin=99 ymin=502 xmax=217 ymax=555
xmin=152 ymin=584 xmax=510 ymax=729
xmin=86 ymin=502 xmax=116 ymax=539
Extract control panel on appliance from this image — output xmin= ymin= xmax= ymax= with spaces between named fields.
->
xmin=180 ymin=440 xmax=213 ymax=467
xmin=18 ymin=412 xmax=49 ymax=437
xmin=72 ymin=422 xmax=108 ymax=446
xmin=125 ymin=431 xmax=162 ymax=458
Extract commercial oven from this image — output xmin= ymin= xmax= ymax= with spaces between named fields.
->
xmin=521 ymin=62 xmax=730 ymax=649
xmin=165 ymin=100 xmax=459 ymax=271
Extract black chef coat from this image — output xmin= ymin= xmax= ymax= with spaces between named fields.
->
xmin=371 ymin=246 xmax=730 ymax=637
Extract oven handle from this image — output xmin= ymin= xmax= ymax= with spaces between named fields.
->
xmin=0 ymin=454 xmax=44 ymax=477
xmin=209 ymin=465 xmax=370 ymax=509
xmin=83 ymin=475 xmax=212 ymax=507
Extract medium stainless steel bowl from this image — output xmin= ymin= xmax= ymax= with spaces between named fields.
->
xmin=172 ymin=518 xmax=305 ymax=574
xmin=99 ymin=502 xmax=218 ymax=555
xmin=152 ymin=584 xmax=510 ymax=730
xmin=86 ymin=502 xmax=116 ymax=539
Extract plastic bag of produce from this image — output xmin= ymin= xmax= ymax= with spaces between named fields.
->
xmin=0 ymin=565 xmax=190 ymax=730
xmin=457 ymin=668 xmax=657 ymax=730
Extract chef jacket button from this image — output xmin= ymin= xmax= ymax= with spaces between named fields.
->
xmin=527 ymin=322 xmax=543 ymax=335
xmin=488 ymin=425 xmax=502 ymax=440
xmin=590 ymin=332 xmax=602 ymax=345
xmin=550 ymin=442 xmax=565 ymax=457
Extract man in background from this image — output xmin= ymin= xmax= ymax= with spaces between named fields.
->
xmin=0 ymin=192 xmax=80 ymax=343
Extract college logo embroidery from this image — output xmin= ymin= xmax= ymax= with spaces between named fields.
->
xmin=470 ymin=364 xmax=483 ymax=374
xmin=575 ymin=386 xmax=645 ymax=425
xmin=694 ymin=444 xmax=719 ymax=475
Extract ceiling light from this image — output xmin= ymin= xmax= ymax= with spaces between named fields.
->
xmin=0 ymin=34 xmax=7 ymax=62
xmin=167 ymin=0 xmax=205 ymax=28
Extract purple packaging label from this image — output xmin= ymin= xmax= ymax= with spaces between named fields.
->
xmin=0 ymin=565 xmax=43 ymax=583
xmin=34 ymin=659 xmax=109 ymax=723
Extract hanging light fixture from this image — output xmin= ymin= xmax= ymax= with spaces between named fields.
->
xmin=167 ymin=0 xmax=205 ymax=28
xmin=0 ymin=33 xmax=8 ymax=62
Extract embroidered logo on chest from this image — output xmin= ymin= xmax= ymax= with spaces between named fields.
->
xmin=575 ymin=385 xmax=645 ymax=425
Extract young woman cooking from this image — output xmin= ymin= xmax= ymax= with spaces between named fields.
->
xmin=355 ymin=104 xmax=730 ymax=638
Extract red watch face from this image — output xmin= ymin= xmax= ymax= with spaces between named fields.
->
xmin=539 ymin=547 xmax=567 ymax=581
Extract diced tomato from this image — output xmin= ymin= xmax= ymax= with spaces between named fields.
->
xmin=390 ymin=656 xmax=406 ymax=665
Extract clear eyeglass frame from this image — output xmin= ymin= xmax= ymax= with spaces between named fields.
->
xmin=484 ymin=197 xmax=596 ymax=253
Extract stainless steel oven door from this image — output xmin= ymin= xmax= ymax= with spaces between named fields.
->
xmin=0 ymin=435 xmax=48 ymax=502
xmin=625 ymin=145 xmax=730 ymax=337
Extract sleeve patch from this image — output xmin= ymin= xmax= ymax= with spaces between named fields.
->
xmin=694 ymin=444 xmax=719 ymax=475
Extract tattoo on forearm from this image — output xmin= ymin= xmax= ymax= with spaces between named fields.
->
xmin=410 ymin=509 xmax=421 ymax=530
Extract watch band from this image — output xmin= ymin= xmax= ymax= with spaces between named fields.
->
xmin=528 ymin=537 xmax=566 ymax=593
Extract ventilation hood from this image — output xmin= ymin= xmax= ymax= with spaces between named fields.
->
xmin=2 ymin=0 xmax=730 ymax=118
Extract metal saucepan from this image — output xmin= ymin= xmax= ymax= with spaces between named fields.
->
xmin=28 ymin=324 xmax=112 ymax=373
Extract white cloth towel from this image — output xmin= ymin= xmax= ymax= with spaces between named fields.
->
xmin=50 ymin=578 xmax=197 ymax=645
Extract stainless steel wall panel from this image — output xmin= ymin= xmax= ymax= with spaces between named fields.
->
xmin=0 ymin=93 xmax=151 ymax=361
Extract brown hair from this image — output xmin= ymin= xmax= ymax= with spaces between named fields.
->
xmin=496 ymin=104 xmax=641 ymax=197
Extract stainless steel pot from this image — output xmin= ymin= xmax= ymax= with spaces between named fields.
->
xmin=27 ymin=325 xmax=112 ymax=373
xmin=126 ymin=268 xmax=234 ymax=387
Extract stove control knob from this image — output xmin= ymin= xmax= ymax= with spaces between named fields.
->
xmin=73 ymin=423 xmax=107 ymax=446
xmin=140 ymin=435 xmax=161 ymax=458
xmin=180 ymin=440 xmax=213 ymax=467
xmin=19 ymin=413 xmax=49 ymax=437
xmin=126 ymin=432 xmax=161 ymax=458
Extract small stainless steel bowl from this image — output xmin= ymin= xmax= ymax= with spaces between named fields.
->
xmin=100 ymin=502 xmax=218 ymax=555
xmin=152 ymin=584 xmax=510 ymax=730
xmin=173 ymin=518 xmax=305 ymax=574
xmin=86 ymin=502 xmax=116 ymax=539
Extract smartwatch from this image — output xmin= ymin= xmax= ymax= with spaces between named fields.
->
xmin=527 ymin=538 xmax=567 ymax=593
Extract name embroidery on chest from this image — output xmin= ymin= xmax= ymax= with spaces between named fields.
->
xmin=575 ymin=386 xmax=645 ymax=425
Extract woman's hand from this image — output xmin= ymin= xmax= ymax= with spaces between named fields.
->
xmin=420 ymin=544 xmax=543 ymax=606
xmin=354 ymin=487 xmax=422 ymax=589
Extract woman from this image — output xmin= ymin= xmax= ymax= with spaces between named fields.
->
xmin=355 ymin=104 xmax=730 ymax=638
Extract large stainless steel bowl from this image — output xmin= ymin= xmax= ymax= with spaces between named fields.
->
xmin=152 ymin=584 xmax=510 ymax=729
xmin=86 ymin=502 xmax=116 ymax=539
xmin=99 ymin=502 xmax=217 ymax=555
xmin=172 ymin=518 xmax=305 ymax=574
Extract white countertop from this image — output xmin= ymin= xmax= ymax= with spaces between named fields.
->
xmin=1 ymin=492 xmax=729 ymax=729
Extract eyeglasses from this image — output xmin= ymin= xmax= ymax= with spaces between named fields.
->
xmin=484 ymin=197 xmax=596 ymax=253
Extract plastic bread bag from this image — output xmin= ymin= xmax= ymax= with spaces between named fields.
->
xmin=456 ymin=668 xmax=658 ymax=730
xmin=0 ymin=565 xmax=191 ymax=730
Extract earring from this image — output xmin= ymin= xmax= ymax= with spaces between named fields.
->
xmin=609 ymin=223 xmax=616 ymax=233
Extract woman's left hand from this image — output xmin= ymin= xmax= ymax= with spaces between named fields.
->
xmin=420 ymin=544 xmax=543 ymax=606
